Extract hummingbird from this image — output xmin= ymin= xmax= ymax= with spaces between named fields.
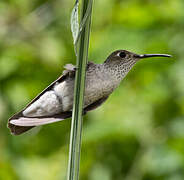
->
xmin=8 ymin=50 xmax=171 ymax=135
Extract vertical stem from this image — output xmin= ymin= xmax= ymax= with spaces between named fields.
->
xmin=67 ymin=0 xmax=93 ymax=180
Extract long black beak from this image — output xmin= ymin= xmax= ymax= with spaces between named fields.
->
xmin=135 ymin=54 xmax=172 ymax=59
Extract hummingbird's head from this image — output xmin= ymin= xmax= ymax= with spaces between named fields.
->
xmin=104 ymin=50 xmax=171 ymax=82
xmin=104 ymin=50 xmax=171 ymax=64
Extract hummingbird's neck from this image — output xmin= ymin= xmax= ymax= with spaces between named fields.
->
xmin=103 ymin=59 xmax=136 ymax=82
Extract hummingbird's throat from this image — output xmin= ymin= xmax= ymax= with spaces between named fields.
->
xmin=109 ymin=60 xmax=136 ymax=82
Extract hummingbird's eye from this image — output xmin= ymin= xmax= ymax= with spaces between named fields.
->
xmin=119 ymin=51 xmax=126 ymax=58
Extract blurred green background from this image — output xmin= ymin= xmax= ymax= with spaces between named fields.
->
xmin=0 ymin=0 xmax=183 ymax=179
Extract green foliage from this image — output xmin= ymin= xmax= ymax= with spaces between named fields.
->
xmin=0 ymin=0 xmax=183 ymax=179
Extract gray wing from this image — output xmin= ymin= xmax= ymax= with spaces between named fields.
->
xmin=8 ymin=62 xmax=97 ymax=135
xmin=8 ymin=64 xmax=76 ymax=135
xmin=8 ymin=96 xmax=108 ymax=135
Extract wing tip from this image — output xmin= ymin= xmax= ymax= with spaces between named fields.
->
xmin=8 ymin=111 xmax=34 ymax=135
xmin=7 ymin=121 xmax=34 ymax=135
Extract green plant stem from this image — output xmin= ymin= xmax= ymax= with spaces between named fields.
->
xmin=67 ymin=0 xmax=93 ymax=180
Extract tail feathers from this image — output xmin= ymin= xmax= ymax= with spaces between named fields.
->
xmin=8 ymin=111 xmax=72 ymax=135
xmin=10 ymin=117 xmax=65 ymax=127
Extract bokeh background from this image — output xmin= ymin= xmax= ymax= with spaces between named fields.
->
xmin=0 ymin=0 xmax=184 ymax=179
